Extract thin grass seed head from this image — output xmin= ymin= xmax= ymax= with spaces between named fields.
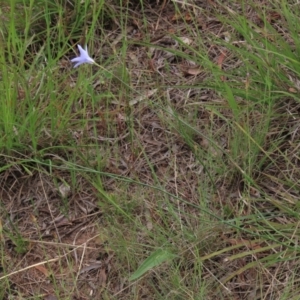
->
xmin=71 ymin=45 xmax=95 ymax=68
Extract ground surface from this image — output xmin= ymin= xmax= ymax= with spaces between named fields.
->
xmin=1 ymin=0 xmax=300 ymax=299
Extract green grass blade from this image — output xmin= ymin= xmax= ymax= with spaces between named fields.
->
xmin=129 ymin=249 xmax=177 ymax=281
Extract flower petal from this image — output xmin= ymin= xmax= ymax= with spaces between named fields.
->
xmin=70 ymin=57 xmax=81 ymax=63
xmin=77 ymin=45 xmax=85 ymax=54
xmin=73 ymin=62 xmax=82 ymax=68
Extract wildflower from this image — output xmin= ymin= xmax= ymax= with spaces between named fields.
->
xmin=71 ymin=45 xmax=95 ymax=68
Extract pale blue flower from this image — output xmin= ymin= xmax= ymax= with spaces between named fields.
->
xmin=71 ymin=45 xmax=95 ymax=68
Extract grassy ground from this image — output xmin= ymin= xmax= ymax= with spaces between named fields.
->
xmin=1 ymin=0 xmax=300 ymax=299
